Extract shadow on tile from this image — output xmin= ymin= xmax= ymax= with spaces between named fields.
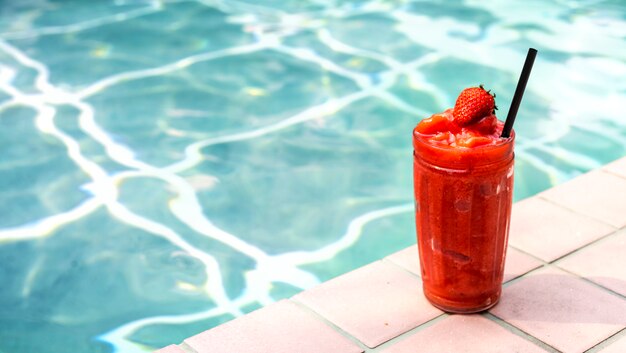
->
xmin=490 ymin=270 xmax=626 ymax=352
xmin=494 ymin=273 xmax=626 ymax=324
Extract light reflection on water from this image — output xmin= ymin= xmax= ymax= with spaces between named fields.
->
xmin=0 ymin=0 xmax=624 ymax=352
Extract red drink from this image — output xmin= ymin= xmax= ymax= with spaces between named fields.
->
xmin=413 ymin=105 xmax=514 ymax=313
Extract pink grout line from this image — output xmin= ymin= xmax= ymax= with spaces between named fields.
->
xmin=288 ymin=298 xmax=370 ymax=352
xmin=536 ymin=194 xmax=619 ymax=230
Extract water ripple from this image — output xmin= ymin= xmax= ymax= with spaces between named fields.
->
xmin=0 ymin=1 xmax=625 ymax=352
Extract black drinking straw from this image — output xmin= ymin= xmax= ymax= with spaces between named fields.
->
xmin=501 ymin=48 xmax=538 ymax=138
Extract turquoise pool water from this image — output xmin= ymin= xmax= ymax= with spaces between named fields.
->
xmin=1 ymin=1 xmax=625 ymax=352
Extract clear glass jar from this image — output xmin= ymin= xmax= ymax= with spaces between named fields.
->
xmin=412 ymin=128 xmax=515 ymax=313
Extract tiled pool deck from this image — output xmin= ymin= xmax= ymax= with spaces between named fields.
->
xmin=156 ymin=157 xmax=626 ymax=353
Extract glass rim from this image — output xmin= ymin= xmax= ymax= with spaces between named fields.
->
xmin=412 ymin=129 xmax=515 ymax=153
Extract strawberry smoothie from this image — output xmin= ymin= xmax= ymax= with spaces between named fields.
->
xmin=412 ymin=86 xmax=514 ymax=313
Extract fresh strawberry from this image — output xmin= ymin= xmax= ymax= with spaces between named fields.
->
xmin=452 ymin=85 xmax=497 ymax=126
xmin=470 ymin=114 xmax=497 ymax=135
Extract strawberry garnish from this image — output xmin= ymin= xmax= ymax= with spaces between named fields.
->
xmin=452 ymin=85 xmax=497 ymax=126
xmin=470 ymin=114 xmax=497 ymax=135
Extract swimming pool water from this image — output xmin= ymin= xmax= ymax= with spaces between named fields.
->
xmin=1 ymin=0 xmax=625 ymax=352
